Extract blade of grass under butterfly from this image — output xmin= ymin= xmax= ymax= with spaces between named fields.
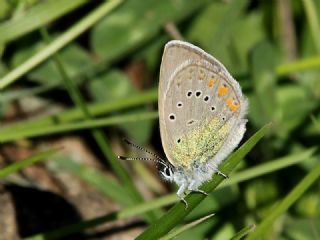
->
xmin=245 ymin=162 xmax=320 ymax=239
xmin=159 ymin=213 xmax=215 ymax=240
xmin=0 ymin=148 xmax=60 ymax=178
xmin=135 ymin=123 xmax=272 ymax=240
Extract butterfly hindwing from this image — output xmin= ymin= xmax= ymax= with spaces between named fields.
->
xmin=159 ymin=41 xmax=248 ymax=168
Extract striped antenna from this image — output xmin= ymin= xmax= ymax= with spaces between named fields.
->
xmin=121 ymin=138 xmax=167 ymax=163
xmin=118 ymin=156 xmax=169 ymax=168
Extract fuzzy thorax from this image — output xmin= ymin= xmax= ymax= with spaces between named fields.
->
xmin=161 ymin=159 xmax=219 ymax=198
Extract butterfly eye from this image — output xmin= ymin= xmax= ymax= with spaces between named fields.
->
xmin=169 ymin=113 xmax=176 ymax=121
xmin=186 ymin=91 xmax=192 ymax=98
xmin=195 ymin=91 xmax=202 ymax=98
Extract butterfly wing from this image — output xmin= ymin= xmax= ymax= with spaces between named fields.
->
xmin=159 ymin=40 xmax=248 ymax=168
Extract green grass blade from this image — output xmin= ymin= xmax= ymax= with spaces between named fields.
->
xmin=302 ymin=0 xmax=320 ymax=53
xmin=0 ymin=111 xmax=158 ymax=143
xmin=0 ymin=0 xmax=89 ymax=44
xmin=230 ymin=224 xmax=256 ymax=240
xmin=246 ymin=163 xmax=320 ymax=239
xmin=0 ymin=83 xmax=56 ymax=104
xmin=0 ymin=148 xmax=60 ymax=178
xmin=276 ymin=56 xmax=320 ymax=76
xmin=220 ymin=147 xmax=317 ymax=188
xmin=0 ymin=88 xmax=158 ymax=135
xmin=51 ymin=157 xmax=132 ymax=206
xmin=0 ymin=0 xmax=123 ymax=90
xmin=160 ymin=213 xmax=215 ymax=240
xmin=135 ymin=123 xmax=272 ymax=240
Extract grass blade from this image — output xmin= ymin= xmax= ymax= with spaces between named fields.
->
xmin=302 ymin=0 xmax=320 ymax=53
xmin=246 ymin=162 xmax=320 ymax=239
xmin=160 ymin=213 xmax=215 ymax=240
xmin=0 ymin=0 xmax=123 ymax=90
xmin=51 ymin=157 xmax=132 ymax=206
xmin=0 ymin=0 xmax=89 ymax=44
xmin=0 ymin=111 xmax=158 ymax=142
xmin=220 ymin=147 xmax=317 ymax=188
xmin=276 ymin=56 xmax=320 ymax=76
xmin=0 ymin=88 xmax=158 ymax=135
xmin=0 ymin=148 xmax=60 ymax=178
xmin=231 ymin=224 xmax=256 ymax=240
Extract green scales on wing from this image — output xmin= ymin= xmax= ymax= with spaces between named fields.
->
xmin=172 ymin=117 xmax=231 ymax=168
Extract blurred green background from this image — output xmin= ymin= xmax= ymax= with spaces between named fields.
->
xmin=0 ymin=0 xmax=319 ymax=239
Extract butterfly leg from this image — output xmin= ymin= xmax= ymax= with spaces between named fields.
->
xmin=177 ymin=183 xmax=188 ymax=209
xmin=210 ymin=163 xmax=229 ymax=179
xmin=216 ymin=170 xmax=229 ymax=179
xmin=179 ymin=196 xmax=188 ymax=209
xmin=188 ymin=180 xmax=208 ymax=196
xmin=191 ymin=189 xmax=208 ymax=196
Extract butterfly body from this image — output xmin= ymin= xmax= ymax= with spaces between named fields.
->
xmin=159 ymin=40 xmax=248 ymax=202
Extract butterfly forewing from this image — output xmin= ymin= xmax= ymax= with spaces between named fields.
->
xmin=159 ymin=41 xmax=247 ymax=169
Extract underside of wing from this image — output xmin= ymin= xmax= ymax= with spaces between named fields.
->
xmin=159 ymin=41 xmax=248 ymax=168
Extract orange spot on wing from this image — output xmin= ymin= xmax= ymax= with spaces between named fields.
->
xmin=218 ymin=85 xmax=229 ymax=97
xmin=208 ymin=79 xmax=215 ymax=87
xmin=226 ymin=98 xmax=233 ymax=107
xmin=230 ymin=105 xmax=239 ymax=111
xmin=226 ymin=97 xmax=239 ymax=112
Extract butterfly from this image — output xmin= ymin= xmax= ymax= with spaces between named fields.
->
xmin=119 ymin=40 xmax=248 ymax=207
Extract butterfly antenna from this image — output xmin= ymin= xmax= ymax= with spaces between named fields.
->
xmin=118 ymin=156 xmax=169 ymax=168
xmin=122 ymin=138 xmax=166 ymax=163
